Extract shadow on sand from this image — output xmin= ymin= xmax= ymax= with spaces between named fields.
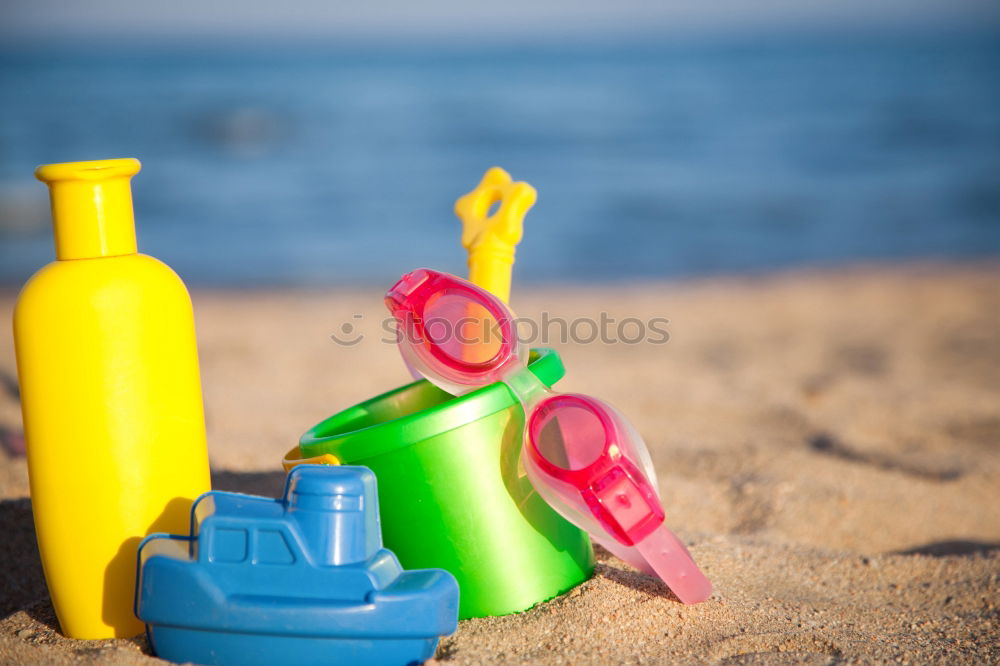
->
xmin=0 ymin=468 xmax=288 ymax=632
xmin=892 ymin=540 xmax=1000 ymax=558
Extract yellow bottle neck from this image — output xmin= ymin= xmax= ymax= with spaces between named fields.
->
xmin=35 ymin=158 xmax=141 ymax=261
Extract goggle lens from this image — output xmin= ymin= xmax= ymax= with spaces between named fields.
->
xmin=423 ymin=291 xmax=503 ymax=365
xmin=531 ymin=400 xmax=608 ymax=471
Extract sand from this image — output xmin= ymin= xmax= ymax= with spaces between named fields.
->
xmin=1 ymin=262 xmax=998 ymax=664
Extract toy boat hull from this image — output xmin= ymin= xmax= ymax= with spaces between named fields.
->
xmin=148 ymin=626 xmax=440 ymax=666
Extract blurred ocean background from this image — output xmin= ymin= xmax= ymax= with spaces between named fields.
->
xmin=1 ymin=30 xmax=998 ymax=286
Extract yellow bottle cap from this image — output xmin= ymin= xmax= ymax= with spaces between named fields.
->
xmin=34 ymin=158 xmax=141 ymax=260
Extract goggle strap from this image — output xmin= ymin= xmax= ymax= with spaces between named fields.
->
xmin=501 ymin=365 xmax=550 ymax=411
xmin=634 ymin=525 xmax=712 ymax=605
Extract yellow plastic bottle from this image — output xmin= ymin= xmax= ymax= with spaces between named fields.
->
xmin=13 ymin=158 xmax=211 ymax=639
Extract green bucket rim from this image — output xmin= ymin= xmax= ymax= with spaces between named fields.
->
xmin=299 ymin=348 xmax=564 ymax=462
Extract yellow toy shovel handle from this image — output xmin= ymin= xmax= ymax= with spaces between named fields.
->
xmin=455 ymin=167 xmax=537 ymax=304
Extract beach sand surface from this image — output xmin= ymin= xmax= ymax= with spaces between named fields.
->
xmin=1 ymin=263 xmax=998 ymax=664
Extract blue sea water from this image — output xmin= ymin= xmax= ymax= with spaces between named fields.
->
xmin=0 ymin=31 xmax=998 ymax=286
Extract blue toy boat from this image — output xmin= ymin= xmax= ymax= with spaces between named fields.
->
xmin=135 ymin=465 xmax=459 ymax=666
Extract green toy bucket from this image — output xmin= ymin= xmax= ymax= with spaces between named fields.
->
xmin=295 ymin=348 xmax=594 ymax=619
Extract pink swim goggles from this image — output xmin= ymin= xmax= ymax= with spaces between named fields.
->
xmin=385 ymin=268 xmax=712 ymax=604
